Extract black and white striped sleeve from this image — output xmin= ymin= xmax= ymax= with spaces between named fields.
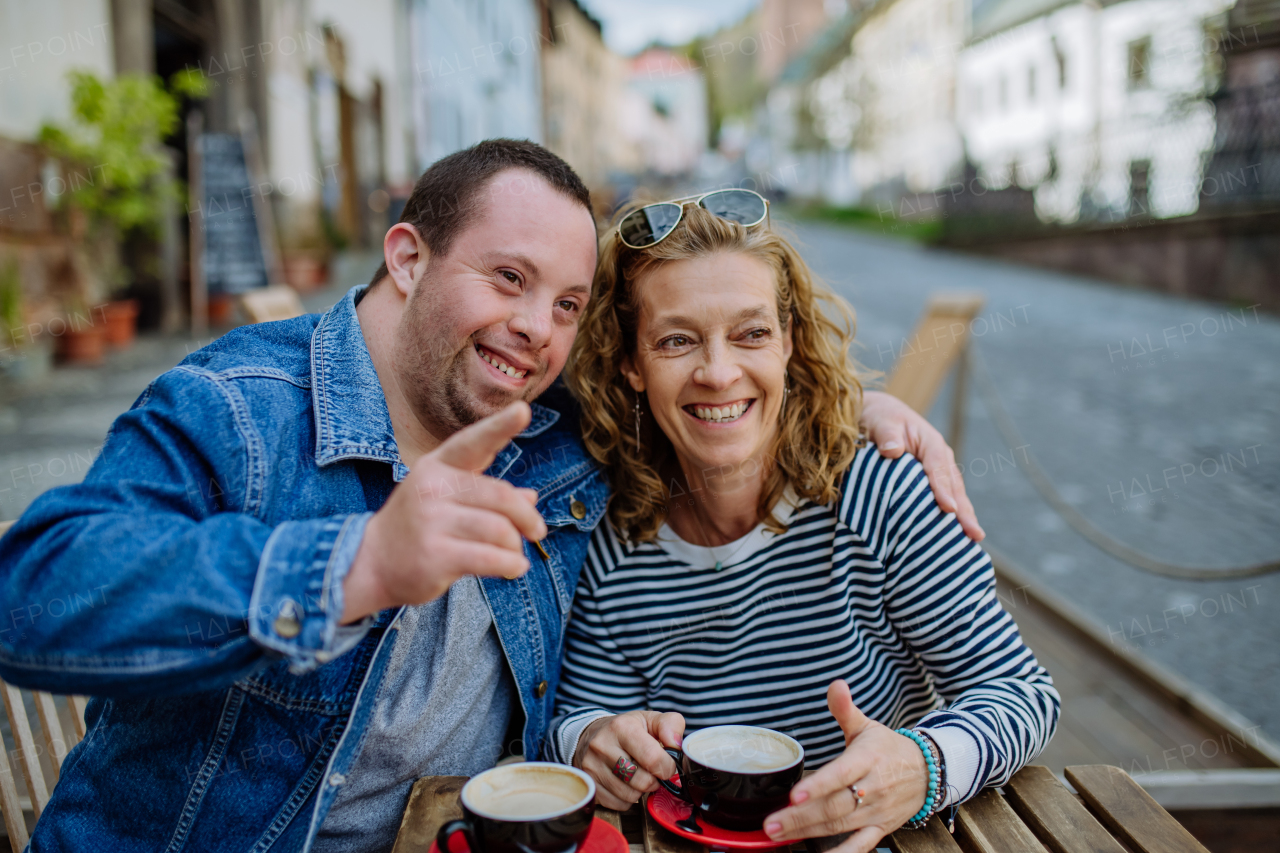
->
xmin=545 ymin=525 xmax=650 ymax=764
xmin=845 ymin=451 xmax=1060 ymax=806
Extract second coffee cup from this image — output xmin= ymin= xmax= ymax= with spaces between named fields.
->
xmin=437 ymin=762 xmax=596 ymax=853
xmin=659 ymin=725 xmax=805 ymax=832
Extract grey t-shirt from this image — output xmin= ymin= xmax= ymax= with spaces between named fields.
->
xmin=313 ymin=576 xmax=515 ymax=853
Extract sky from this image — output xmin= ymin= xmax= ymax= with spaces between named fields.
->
xmin=578 ymin=0 xmax=761 ymax=55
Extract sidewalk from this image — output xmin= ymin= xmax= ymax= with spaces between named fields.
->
xmin=0 ymin=251 xmax=380 ymax=524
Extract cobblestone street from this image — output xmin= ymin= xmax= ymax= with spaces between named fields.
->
xmin=797 ymin=221 xmax=1280 ymax=744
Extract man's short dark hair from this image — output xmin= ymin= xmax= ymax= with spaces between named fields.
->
xmin=370 ymin=138 xmax=592 ymax=286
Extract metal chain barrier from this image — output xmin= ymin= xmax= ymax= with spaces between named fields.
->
xmin=968 ymin=346 xmax=1280 ymax=580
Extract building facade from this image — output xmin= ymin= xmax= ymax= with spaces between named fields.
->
xmin=540 ymin=0 xmax=634 ymax=194
xmin=620 ymin=48 xmax=709 ymax=180
xmin=828 ymin=0 xmax=968 ymax=200
xmin=407 ymin=0 xmax=544 ymax=170
xmin=957 ymin=0 xmax=1236 ymax=222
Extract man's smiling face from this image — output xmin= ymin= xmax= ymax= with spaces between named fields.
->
xmin=395 ymin=169 xmax=599 ymax=437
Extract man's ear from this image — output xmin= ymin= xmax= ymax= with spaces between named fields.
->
xmin=620 ymin=355 xmax=645 ymax=393
xmin=383 ymin=223 xmax=430 ymax=298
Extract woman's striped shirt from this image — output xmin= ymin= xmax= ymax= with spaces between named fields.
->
xmin=546 ymin=446 xmax=1060 ymax=806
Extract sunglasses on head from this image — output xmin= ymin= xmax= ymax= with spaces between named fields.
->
xmin=616 ymin=188 xmax=770 ymax=249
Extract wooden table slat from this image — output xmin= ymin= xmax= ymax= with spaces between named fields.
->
xmin=640 ymin=795 xmax=708 ymax=853
xmin=1064 ymin=766 xmax=1210 ymax=853
xmin=886 ymin=815 xmax=965 ymax=853
xmin=1004 ymin=766 xmax=1127 ymax=853
xmin=596 ymin=808 xmax=624 ymax=832
xmin=954 ymin=788 xmax=1046 ymax=853
xmin=395 ymin=767 xmax=1199 ymax=853
xmin=390 ymin=775 xmax=466 ymax=853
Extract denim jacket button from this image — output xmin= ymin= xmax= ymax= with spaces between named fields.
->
xmin=274 ymin=599 xmax=302 ymax=639
xmin=570 ymin=499 xmax=586 ymax=520
xmin=328 ymin=773 xmax=345 ymax=787
xmin=535 ymin=680 xmax=549 ymax=699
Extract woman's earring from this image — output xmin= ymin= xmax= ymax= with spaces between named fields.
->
xmin=780 ymin=375 xmax=791 ymax=421
xmin=634 ymin=392 xmax=643 ymax=448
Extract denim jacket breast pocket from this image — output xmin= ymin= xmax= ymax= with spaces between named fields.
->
xmin=535 ymin=466 xmax=608 ymax=617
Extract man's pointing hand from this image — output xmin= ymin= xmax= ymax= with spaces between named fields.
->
xmin=341 ymin=402 xmax=546 ymax=623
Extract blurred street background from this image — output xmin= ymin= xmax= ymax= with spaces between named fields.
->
xmin=1 ymin=0 xmax=1279 ymax=839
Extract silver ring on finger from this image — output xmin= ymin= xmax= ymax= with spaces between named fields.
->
xmin=612 ymin=754 xmax=638 ymax=783
xmin=849 ymin=785 xmax=866 ymax=808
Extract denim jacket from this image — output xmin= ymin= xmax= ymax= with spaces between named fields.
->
xmin=0 ymin=286 xmax=608 ymax=852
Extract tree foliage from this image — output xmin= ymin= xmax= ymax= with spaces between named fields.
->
xmin=37 ymin=69 xmax=208 ymax=239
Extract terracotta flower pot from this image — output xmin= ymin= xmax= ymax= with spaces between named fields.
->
xmin=283 ymin=256 xmax=329 ymax=293
xmin=57 ymin=322 xmax=107 ymax=366
xmin=103 ymin=299 xmax=139 ymax=348
xmin=208 ymin=294 xmax=237 ymax=326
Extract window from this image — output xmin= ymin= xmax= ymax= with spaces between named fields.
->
xmin=1129 ymin=160 xmax=1151 ymax=216
xmin=1028 ymin=65 xmax=1037 ymax=102
xmin=999 ymin=73 xmax=1009 ymax=110
xmin=1202 ymin=16 xmax=1226 ymax=92
xmin=1052 ymin=36 xmax=1067 ymax=88
xmin=1127 ymin=36 xmax=1151 ymax=89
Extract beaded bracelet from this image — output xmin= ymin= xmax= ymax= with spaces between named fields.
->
xmin=921 ymin=732 xmax=958 ymax=832
xmin=896 ymin=728 xmax=941 ymax=829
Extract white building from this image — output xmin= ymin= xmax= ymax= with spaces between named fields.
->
xmin=260 ymin=0 xmax=417 ymax=247
xmin=806 ymin=0 xmax=969 ymax=202
xmin=957 ymin=0 xmax=1235 ymax=222
xmin=407 ymin=0 xmax=545 ymax=170
xmin=262 ymin=0 xmax=547 ymax=246
xmin=620 ymin=49 xmax=708 ymax=178
xmin=0 ymin=0 xmax=115 ymax=141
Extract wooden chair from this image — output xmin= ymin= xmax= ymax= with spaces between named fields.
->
xmin=1 ymin=688 xmax=88 ymax=850
xmin=883 ymin=292 xmax=985 ymax=453
xmin=240 ymin=284 xmax=305 ymax=324
xmin=0 ymin=521 xmax=90 ymax=850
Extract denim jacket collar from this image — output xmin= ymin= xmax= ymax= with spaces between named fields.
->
xmin=310 ymin=286 xmax=561 ymax=480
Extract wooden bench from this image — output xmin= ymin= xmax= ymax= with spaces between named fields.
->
xmin=240 ymin=284 xmax=306 ymax=324
xmin=393 ymin=765 xmax=1212 ymax=853
xmin=0 ymin=518 xmax=91 ymax=851
xmin=883 ymin=293 xmax=985 ymax=452
xmin=0 ymin=686 xmax=88 ymax=851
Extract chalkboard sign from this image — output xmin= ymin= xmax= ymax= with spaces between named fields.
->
xmin=198 ymin=134 xmax=268 ymax=294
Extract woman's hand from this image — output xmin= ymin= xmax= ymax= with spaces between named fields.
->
xmin=860 ymin=390 xmax=984 ymax=541
xmin=763 ymin=681 xmax=930 ymax=853
xmin=573 ymin=711 xmax=685 ymax=810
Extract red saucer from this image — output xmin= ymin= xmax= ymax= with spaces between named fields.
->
xmin=645 ymin=787 xmax=790 ymax=850
xmin=430 ymin=816 xmax=628 ymax=853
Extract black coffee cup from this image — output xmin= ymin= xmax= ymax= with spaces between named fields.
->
xmin=658 ymin=725 xmax=805 ymax=832
xmin=438 ymin=762 xmax=597 ymax=853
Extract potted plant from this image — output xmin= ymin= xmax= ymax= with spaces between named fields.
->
xmin=38 ymin=69 xmax=207 ymax=344
xmin=102 ymin=298 xmax=140 ymax=347
xmin=282 ymin=223 xmax=333 ymax=293
xmin=54 ymin=295 xmax=108 ymax=366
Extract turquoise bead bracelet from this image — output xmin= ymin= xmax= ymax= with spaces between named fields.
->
xmin=896 ymin=728 xmax=940 ymax=829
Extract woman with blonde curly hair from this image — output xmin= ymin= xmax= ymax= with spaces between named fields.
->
xmin=545 ymin=191 xmax=1058 ymax=853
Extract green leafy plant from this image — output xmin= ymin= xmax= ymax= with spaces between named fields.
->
xmin=37 ymin=69 xmax=207 ymax=292
xmin=0 ymin=259 xmax=21 ymax=347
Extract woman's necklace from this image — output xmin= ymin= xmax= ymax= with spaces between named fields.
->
xmin=706 ymin=533 xmax=756 ymax=572
xmin=683 ymin=511 xmax=757 ymax=571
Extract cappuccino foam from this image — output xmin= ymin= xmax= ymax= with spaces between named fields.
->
xmin=685 ymin=726 xmax=801 ymax=773
xmin=464 ymin=765 xmax=591 ymax=819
